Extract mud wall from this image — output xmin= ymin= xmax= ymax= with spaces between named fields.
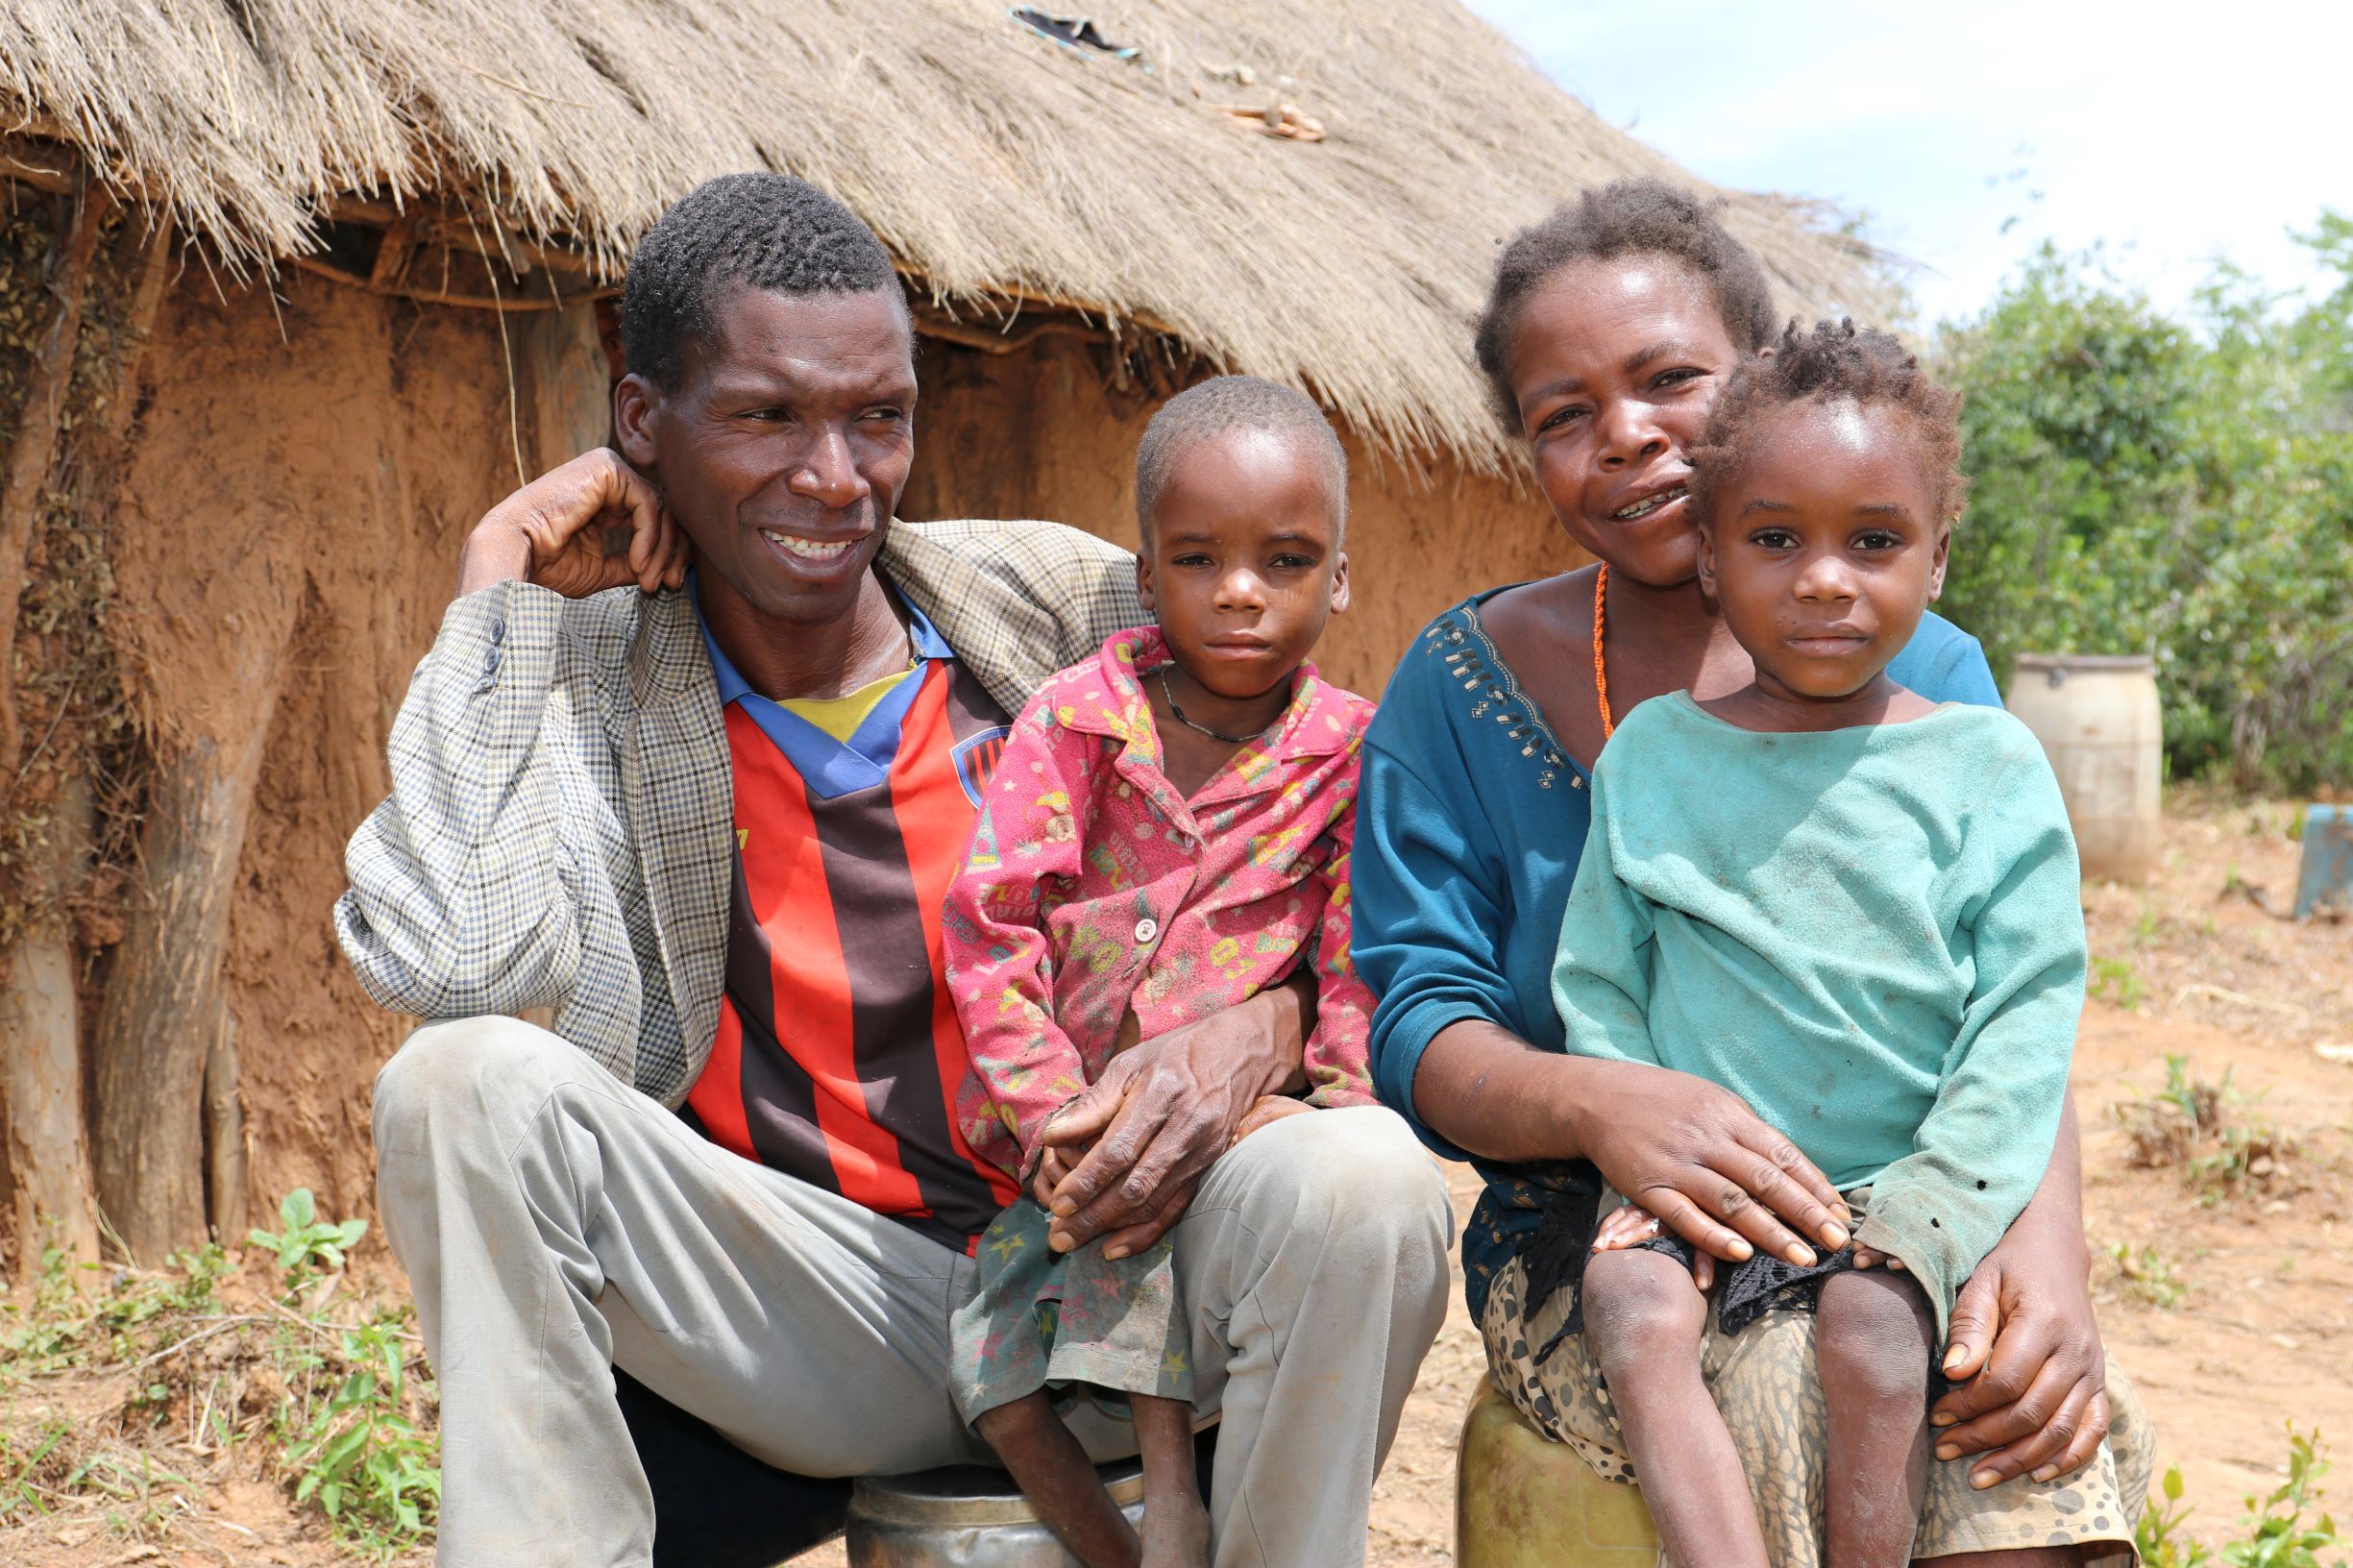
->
xmin=901 ymin=334 xmax=1589 ymax=697
xmin=105 ymin=272 xmax=520 ymax=1223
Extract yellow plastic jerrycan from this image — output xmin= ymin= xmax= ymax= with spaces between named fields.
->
xmin=1457 ymin=1379 xmax=1659 ymax=1568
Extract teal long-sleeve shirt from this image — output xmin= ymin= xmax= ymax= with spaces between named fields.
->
xmin=1551 ymin=692 xmax=2084 ymax=1334
xmin=1354 ymin=593 xmax=2002 ymax=1320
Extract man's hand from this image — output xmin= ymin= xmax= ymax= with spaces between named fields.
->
xmin=1038 ymin=985 xmax=1306 ymax=1261
xmin=456 ymin=449 xmax=690 ymax=600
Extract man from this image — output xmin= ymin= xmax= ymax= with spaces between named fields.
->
xmin=338 ymin=172 xmax=1452 ymax=1568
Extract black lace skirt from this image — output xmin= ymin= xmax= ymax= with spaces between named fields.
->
xmin=1519 ymin=1187 xmax=1860 ymax=1365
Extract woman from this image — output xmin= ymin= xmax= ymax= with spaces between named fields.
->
xmin=1353 ymin=181 xmax=2150 ymax=1566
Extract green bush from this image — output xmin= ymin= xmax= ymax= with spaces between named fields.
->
xmin=1934 ymin=221 xmax=2353 ymax=791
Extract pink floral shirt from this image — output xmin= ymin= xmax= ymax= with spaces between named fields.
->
xmin=945 ymin=626 xmax=1380 ymax=1181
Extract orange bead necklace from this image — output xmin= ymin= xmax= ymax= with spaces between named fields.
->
xmin=1592 ymin=564 xmax=1615 ymax=741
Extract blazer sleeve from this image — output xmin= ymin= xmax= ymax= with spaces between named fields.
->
xmin=332 ymin=580 xmax=612 ymax=1023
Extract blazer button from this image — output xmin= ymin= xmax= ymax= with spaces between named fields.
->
xmin=1134 ymin=918 xmax=1159 ymax=944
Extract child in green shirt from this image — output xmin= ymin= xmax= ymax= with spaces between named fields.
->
xmin=1547 ymin=321 xmax=2084 ymax=1568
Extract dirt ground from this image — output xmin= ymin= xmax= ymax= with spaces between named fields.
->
xmin=4 ymin=794 xmax=2347 ymax=1565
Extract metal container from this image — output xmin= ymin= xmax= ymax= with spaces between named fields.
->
xmin=846 ymin=1461 xmax=1145 ymax=1567
xmin=2005 ymin=653 xmax=2164 ymax=884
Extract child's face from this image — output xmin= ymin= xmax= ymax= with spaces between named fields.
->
xmin=1136 ymin=429 xmax=1350 ymax=700
xmin=1697 ymin=400 xmax=1950 ymax=701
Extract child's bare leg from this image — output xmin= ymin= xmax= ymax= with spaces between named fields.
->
xmin=1816 ymin=1267 xmax=1936 ymax=1567
xmin=1582 ymin=1248 xmax=1770 ymax=1568
xmin=1130 ymin=1392 xmax=1210 ymax=1567
xmin=974 ymin=1390 xmax=1140 ymax=1568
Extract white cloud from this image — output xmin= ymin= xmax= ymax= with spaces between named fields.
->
xmin=1469 ymin=0 xmax=2353 ymax=326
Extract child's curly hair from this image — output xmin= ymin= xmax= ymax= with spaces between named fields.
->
xmin=1689 ymin=319 xmax=1969 ymax=527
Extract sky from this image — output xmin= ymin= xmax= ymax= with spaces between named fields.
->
xmin=1464 ymin=1 xmax=2353 ymax=330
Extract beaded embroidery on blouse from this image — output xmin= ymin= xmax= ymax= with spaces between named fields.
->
xmin=1424 ymin=601 xmax=1580 ymax=792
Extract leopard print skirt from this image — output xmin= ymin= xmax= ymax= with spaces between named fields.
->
xmin=1482 ymin=1252 xmax=2150 ymax=1564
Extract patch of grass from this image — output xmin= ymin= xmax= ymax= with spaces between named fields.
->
xmin=2093 ymin=954 xmax=2149 ymax=1008
xmin=2108 ymin=1240 xmax=2193 ymax=1309
xmin=2140 ymin=1429 xmax=2346 ymax=1568
xmin=0 ymin=1189 xmax=437 ymax=1560
xmin=2114 ymin=1054 xmax=2299 ymax=1204
xmin=285 ymin=1313 xmax=441 ymax=1559
xmin=0 ymin=1421 xmax=73 ymax=1521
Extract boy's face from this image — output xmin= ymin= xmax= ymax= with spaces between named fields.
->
xmin=1697 ymin=400 xmax=1950 ymax=702
xmin=1135 ymin=429 xmax=1350 ymax=700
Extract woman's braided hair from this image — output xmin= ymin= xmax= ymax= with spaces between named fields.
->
xmin=1689 ymin=318 xmax=1969 ymax=527
xmin=1474 ymin=178 xmax=1779 ymax=430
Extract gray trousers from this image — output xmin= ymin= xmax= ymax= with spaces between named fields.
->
xmin=371 ymin=1017 xmax=1454 ymax=1567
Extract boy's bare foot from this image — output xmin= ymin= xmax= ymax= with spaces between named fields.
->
xmin=1137 ymin=1482 xmax=1211 ymax=1567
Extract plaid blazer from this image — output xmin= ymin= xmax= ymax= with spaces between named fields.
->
xmin=334 ymin=518 xmax=1146 ymax=1105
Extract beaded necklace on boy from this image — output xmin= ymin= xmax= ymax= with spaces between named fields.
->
xmin=1159 ymin=669 xmax=1275 ymax=745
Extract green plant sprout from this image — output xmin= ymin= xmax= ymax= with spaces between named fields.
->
xmin=248 ymin=1188 xmax=369 ymax=1286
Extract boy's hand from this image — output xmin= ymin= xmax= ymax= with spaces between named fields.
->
xmin=1851 ymin=1244 xmax=1907 ymax=1272
xmin=1592 ymin=1202 xmax=1718 ymax=1291
xmin=1231 ymin=1094 xmax=1313 ymax=1145
xmin=1028 ymin=1113 xmax=1090 ymax=1209
xmin=1590 ymin=1203 xmax=1662 ymax=1251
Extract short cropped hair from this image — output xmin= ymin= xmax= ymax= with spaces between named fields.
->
xmin=622 ymin=172 xmax=907 ymax=388
xmin=1689 ymin=318 xmax=1969 ymax=527
xmin=1134 ymin=376 xmax=1348 ymax=543
xmin=1474 ymin=178 xmax=1780 ymax=429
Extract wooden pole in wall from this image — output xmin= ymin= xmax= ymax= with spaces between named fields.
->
xmin=1 ymin=211 xmax=173 ymax=1271
xmin=202 ymin=1004 xmax=246 ymax=1245
xmin=0 ymin=164 xmax=106 ymax=779
xmin=91 ymin=684 xmax=284 ymax=1261
xmin=0 ymin=774 xmax=103 ymax=1270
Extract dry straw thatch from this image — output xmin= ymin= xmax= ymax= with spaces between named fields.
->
xmin=2 ymin=0 xmax=1886 ymax=469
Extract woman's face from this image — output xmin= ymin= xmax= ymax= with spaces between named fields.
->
xmin=1506 ymin=257 xmax=1742 ymax=588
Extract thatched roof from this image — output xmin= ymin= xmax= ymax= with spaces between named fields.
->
xmin=0 ymin=0 xmax=1887 ymax=469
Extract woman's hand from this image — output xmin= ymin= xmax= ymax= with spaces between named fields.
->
xmin=1927 ymin=1199 xmax=2109 ymax=1488
xmin=1414 ymin=1025 xmax=1851 ymax=1270
xmin=1925 ymin=1094 xmax=2110 ymax=1489
xmin=456 ymin=449 xmax=689 ymax=599
xmin=1570 ymin=1059 xmax=1851 ymax=1268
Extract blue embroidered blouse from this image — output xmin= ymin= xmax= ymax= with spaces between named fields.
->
xmin=1352 ymin=587 xmax=2004 ymax=1318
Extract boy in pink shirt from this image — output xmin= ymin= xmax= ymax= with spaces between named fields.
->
xmin=943 ymin=377 xmax=1378 ymax=1567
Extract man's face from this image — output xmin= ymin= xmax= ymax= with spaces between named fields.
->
xmin=617 ymin=283 xmax=917 ymax=625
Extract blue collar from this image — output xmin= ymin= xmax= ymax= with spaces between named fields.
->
xmin=693 ymin=572 xmax=954 ymax=799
